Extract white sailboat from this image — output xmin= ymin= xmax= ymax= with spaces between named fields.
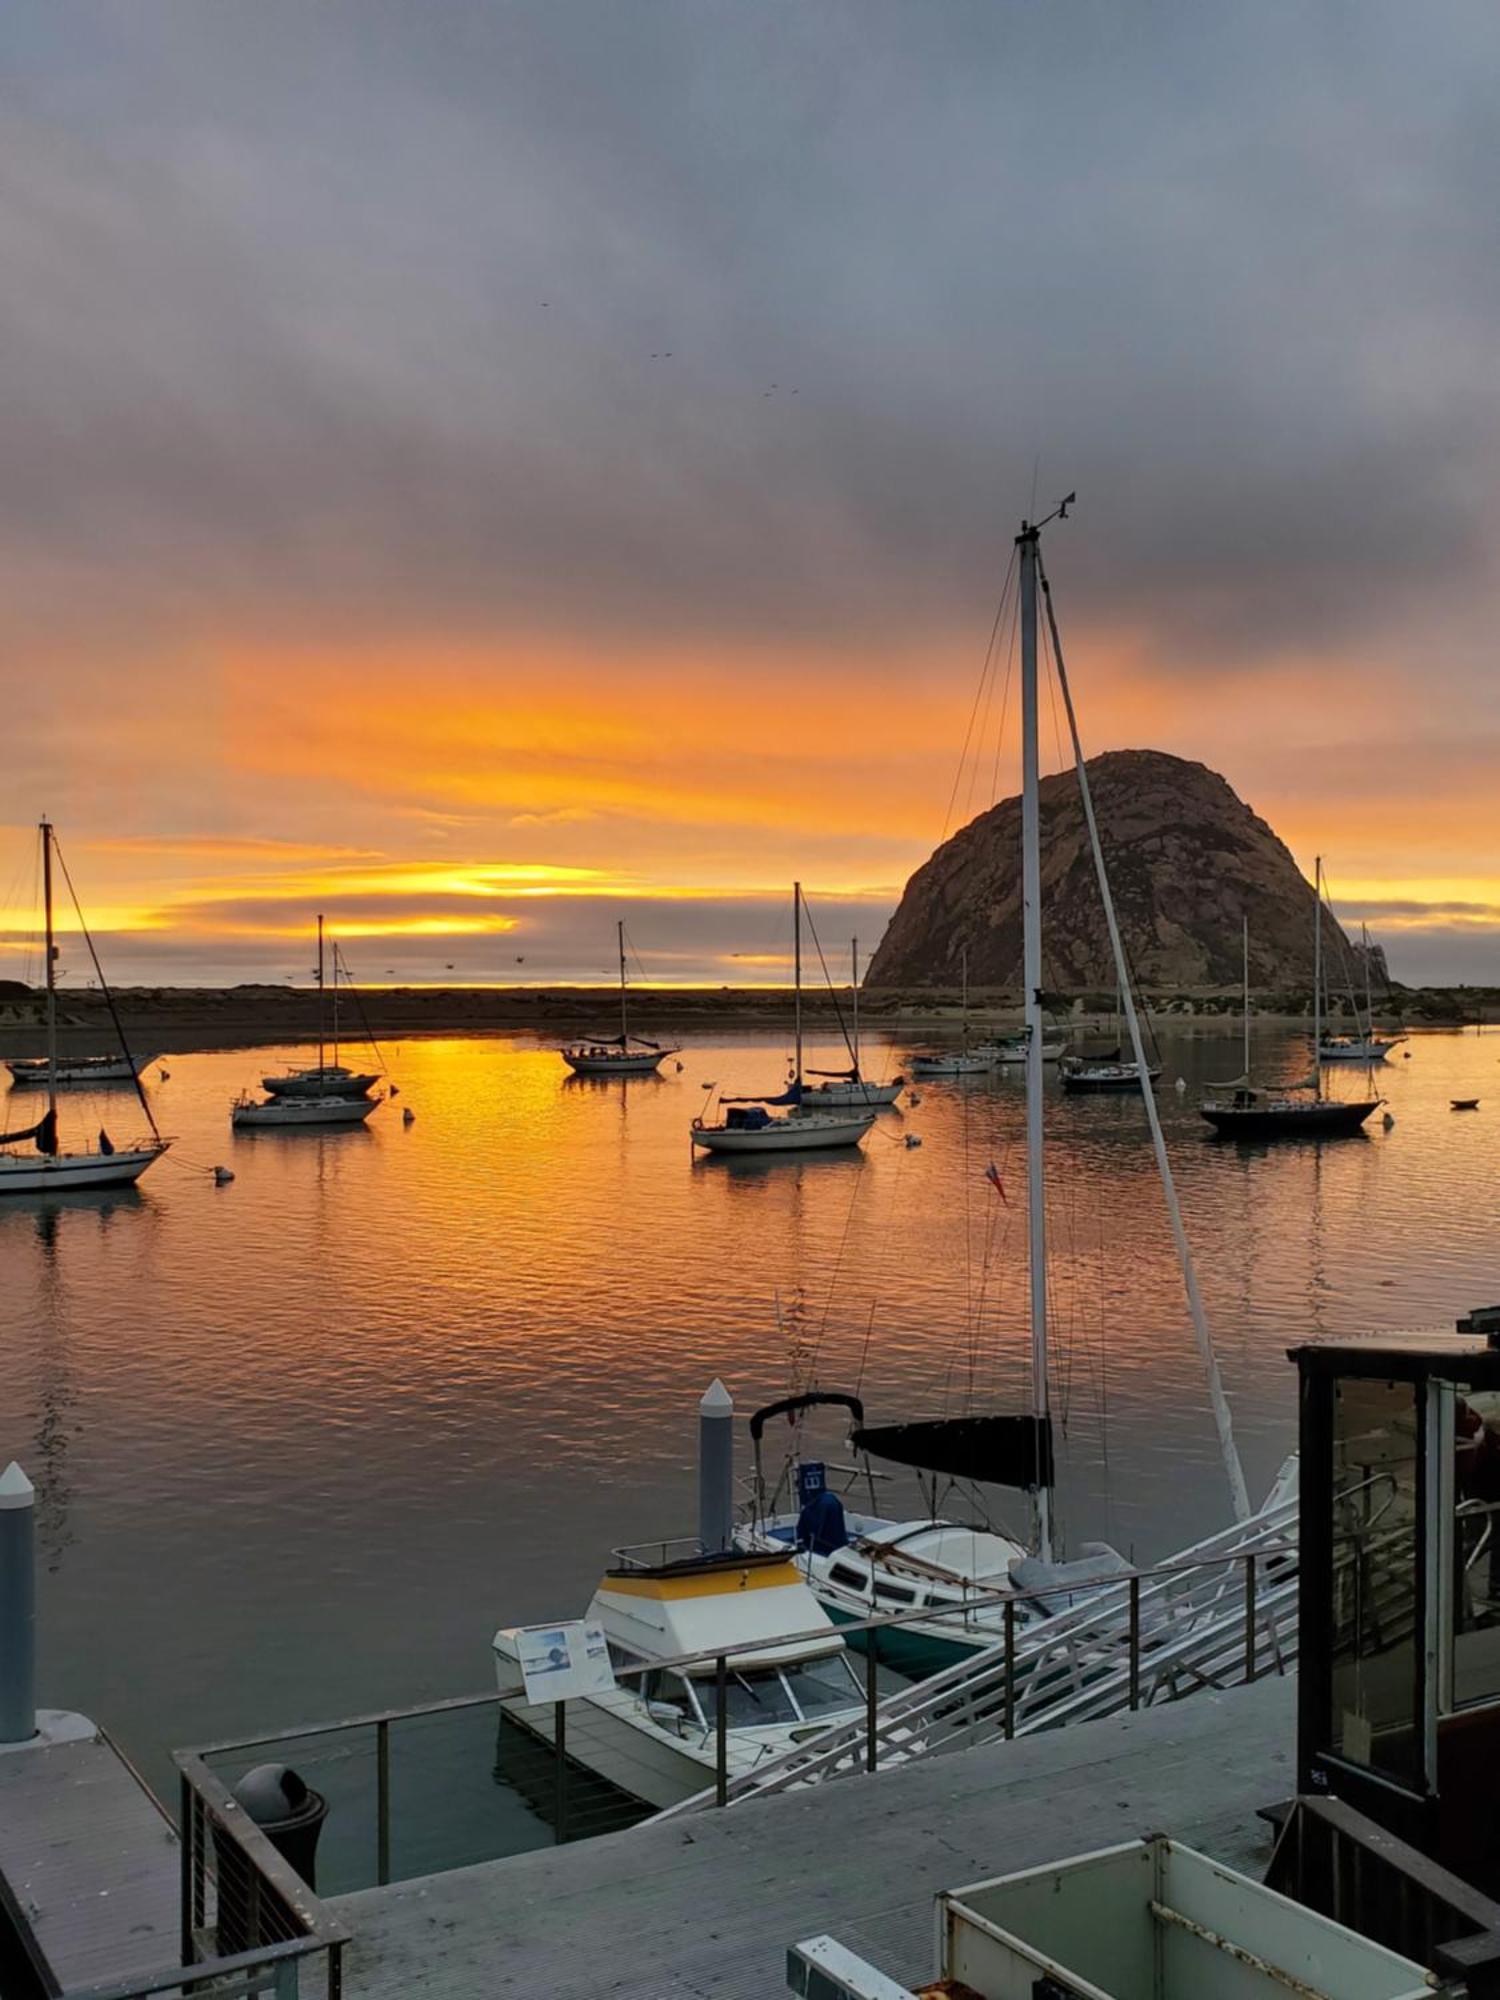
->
xmin=6 ymin=1050 xmax=158 ymax=1088
xmin=233 ymin=915 xmax=382 ymax=1129
xmin=910 ymin=948 xmax=994 ymax=1078
xmin=561 ymin=922 xmax=678 ymax=1076
xmin=0 ymin=821 xmax=169 ymax=1195
xmin=801 ymin=939 xmax=904 ymax=1107
xmin=1319 ymin=917 xmax=1406 ymax=1062
xmin=691 ymin=886 xmax=877 ymax=1154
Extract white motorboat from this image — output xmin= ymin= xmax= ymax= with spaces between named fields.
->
xmin=801 ymin=939 xmax=904 ymax=1107
xmin=692 ymin=886 xmax=876 ymax=1154
xmin=7 ymin=1050 xmax=158 ymax=1089
xmin=492 ymin=1545 xmax=868 ymax=1810
xmin=561 ymin=921 xmax=678 ymax=1076
xmin=231 ymin=1091 xmax=379 ymax=1130
xmin=0 ymin=821 xmax=169 ymax=1197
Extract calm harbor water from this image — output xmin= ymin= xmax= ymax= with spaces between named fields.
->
xmin=4 ymin=1023 xmax=1498 ymax=1826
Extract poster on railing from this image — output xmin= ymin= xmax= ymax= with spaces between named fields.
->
xmin=506 ymin=1620 xmax=616 ymax=1703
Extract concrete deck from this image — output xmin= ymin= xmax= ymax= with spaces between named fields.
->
xmin=332 ymin=1675 xmax=1295 ymax=1999
xmin=0 ymin=1715 xmax=180 ymax=1993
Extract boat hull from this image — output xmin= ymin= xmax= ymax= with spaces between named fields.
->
xmin=800 ymin=1080 xmax=904 ymax=1107
xmin=909 ymin=1056 xmax=992 ymax=1078
xmin=1059 ymin=1066 xmax=1161 ymax=1094
xmin=1201 ymin=1099 xmax=1378 ymax=1138
xmin=561 ymin=1051 xmax=666 ymax=1076
xmin=0 ymin=1144 xmax=168 ymax=1194
xmin=232 ymin=1096 xmax=379 ymax=1128
xmin=260 ymin=1068 xmax=378 ymax=1098
xmin=6 ymin=1055 xmax=156 ymax=1088
xmin=691 ymin=1111 xmax=875 ymax=1152
xmin=824 ymin=1601 xmax=984 ymax=1678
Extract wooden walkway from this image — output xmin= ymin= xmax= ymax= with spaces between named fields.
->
xmin=332 ymin=1675 xmax=1295 ymax=1999
xmin=0 ymin=1724 xmax=179 ymax=1994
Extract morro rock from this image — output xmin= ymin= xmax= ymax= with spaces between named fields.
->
xmin=866 ymin=750 xmax=1358 ymax=992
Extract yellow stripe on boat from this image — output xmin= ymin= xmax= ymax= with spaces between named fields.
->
xmin=600 ymin=1561 xmax=801 ymax=1601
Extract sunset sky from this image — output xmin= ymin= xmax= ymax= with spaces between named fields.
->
xmin=5 ymin=2 xmax=1499 ymax=986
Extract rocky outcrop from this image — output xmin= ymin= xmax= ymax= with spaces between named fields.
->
xmin=866 ymin=750 xmax=1360 ymax=992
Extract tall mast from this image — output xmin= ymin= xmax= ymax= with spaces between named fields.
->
xmin=316 ymin=913 xmax=326 ymax=1073
xmin=1242 ymin=915 xmax=1251 ymax=1079
xmin=1362 ymin=921 xmax=1372 ymax=1036
xmin=1312 ymin=858 xmax=1322 ymax=1096
xmin=330 ymin=929 xmax=341 ymax=1067
xmin=618 ymin=919 xmax=629 ymax=1044
xmin=40 ymin=820 xmax=57 ymax=1127
xmin=1017 ymin=522 xmax=1052 ymax=1564
xmin=851 ymin=937 xmax=860 ymax=1076
xmin=792 ymin=882 xmax=803 ymax=1086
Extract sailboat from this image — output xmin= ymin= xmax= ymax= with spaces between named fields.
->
xmin=0 ymin=821 xmax=170 ymax=1194
xmin=910 ymin=948 xmax=994 ymax=1078
xmin=690 ymin=886 xmax=877 ymax=1153
xmin=1200 ymin=861 xmax=1380 ymax=1138
xmin=561 ymin=923 xmax=678 ymax=1076
xmin=740 ymin=502 xmax=1270 ymax=1665
xmin=801 ymin=939 xmax=904 ymax=1107
xmin=1319 ymin=919 xmax=1406 ymax=1062
xmin=1058 ymin=990 xmax=1160 ymax=1093
xmin=232 ymin=915 xmax=382 ymax=1129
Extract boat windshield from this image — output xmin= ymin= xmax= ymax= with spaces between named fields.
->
xmin=699 ymin=1652 xmax=862 ymax=1729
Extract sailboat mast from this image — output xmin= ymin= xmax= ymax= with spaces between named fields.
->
xmin=316 ymin=913 xmax=326 ymax=1073
xmin=1362 ymin=921 xmax=1372 ymax=1035
xmin=851 ymin=937 xmax=860 ymax=1075
xmin=618 ymin=919 xmax=629 ymax=1045
xmin=41 ymin=819 xmax=57 ymax=1125
xmin=1242 ymin=915 xmax=1250 ymax=1079
xmin=331 ymin=932 xmax=341 ymax=1067
xmin=1312 ymin=857 xmax=1322 ymax=1095
xmin=1017 ymin=522 xmax=1052 ymax=1564
xmin=792 ymin=882 xmax=804 ymax=1086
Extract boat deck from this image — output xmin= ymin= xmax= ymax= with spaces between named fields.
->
xmin=0 ymin=1718 xmax=180 ymax=1994
xmin=331 ymin=1675 xmax=1294 ymax=1999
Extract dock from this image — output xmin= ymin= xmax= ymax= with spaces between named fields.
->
xmin=330 ymin=1674 xmax=1294 ymax=1999
xmin=0 ymin=1714 xmax=180 ymax=1995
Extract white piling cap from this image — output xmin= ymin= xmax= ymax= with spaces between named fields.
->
xmin=0 ymin=1463 xmax=35 ymax=1510
xmin=699 ymin=1378 xmax=733 ymax=1416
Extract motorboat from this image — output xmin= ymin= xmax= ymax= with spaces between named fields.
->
xmin=561 ymin=921 xmax=678 ymax=1076
xmin=492 ymin=1544 xmax=868 ymax=1810
xmin=692 ymin=886 xmax=876 ymax=1154
xmin=231 ymin=1091 xmax=380 ymax=1130
xmin=0 ymin=822 xmax=168 ymax=1197
xmin=6 ymin=1051 xmax=158 ymax=1089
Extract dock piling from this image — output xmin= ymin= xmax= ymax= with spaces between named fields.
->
xmin=697 ymin=1379 xmax=734 ymax=1555
xmin=0 ymin=1461 xmax=36 ymax=1744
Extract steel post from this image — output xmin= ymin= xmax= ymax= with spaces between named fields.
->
xmin=0 ymin=1462 xmax=36 ymax=1743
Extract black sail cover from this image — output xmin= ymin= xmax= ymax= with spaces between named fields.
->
xmin=851 ymin=1413 xmax=1054 ymax=1493
xmin=0 ymin=1109 xmax=58 ymax=1153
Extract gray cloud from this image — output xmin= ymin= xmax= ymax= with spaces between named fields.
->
xmin=4 ymin=0 xmax=1499 ymax=667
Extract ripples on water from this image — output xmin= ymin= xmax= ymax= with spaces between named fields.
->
xmin=4 ymin=1024 xmax=1497 ymax=1782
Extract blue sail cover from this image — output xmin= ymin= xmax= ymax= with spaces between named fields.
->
xmin=721 ymin=1079 xmax=804 ymax=1106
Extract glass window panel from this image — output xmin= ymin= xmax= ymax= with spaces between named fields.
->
xmin=1450 ymin=1385 xmax=1500 ymax=1710
xmin=1328 ymin=1377 xmax=1423 ymax=1787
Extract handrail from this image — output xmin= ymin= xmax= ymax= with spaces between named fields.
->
xmin=60 ymin=1935 xmax=329 ymax=2000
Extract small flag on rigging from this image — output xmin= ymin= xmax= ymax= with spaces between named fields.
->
xmin=984 ymin=1160 xmax=1008 ymax=1205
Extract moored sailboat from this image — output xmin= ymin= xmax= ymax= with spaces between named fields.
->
xmin=1201 ymin=864 xmax=1380 ymax=1139
xmin=0 ymin=821 xmax=169 ymax=1194
xmin=910 ymin=947 xmax=994 ymax=1078
xmin=801 ymin=939 xmax=904 ymax=1107
xmin=561 ymin=922 xmax=678 ymax=1076
xmin=233 ymin=914 xmax=383 ymax=1129
xmin=691 ymin=886 xmax=877 ymax=1154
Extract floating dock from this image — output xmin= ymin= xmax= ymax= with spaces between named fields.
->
xmin=330 ymin=1676 xmax=1293 ymax=1999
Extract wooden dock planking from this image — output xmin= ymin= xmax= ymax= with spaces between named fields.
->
xmin=332 ymin=1676 xmax=1295 ymax=2000
xmin=0 ymin=1730 xmax=179 ymax=1993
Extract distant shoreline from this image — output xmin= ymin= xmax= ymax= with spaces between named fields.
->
xmin=0 ymin=980 xmax=1482 ymax=1056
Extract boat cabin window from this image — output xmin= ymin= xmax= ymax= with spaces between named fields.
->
xmin=700 ymin=1655 xmax=861 ymax=1728
xmin=873 ymin=1579 xmax=917 ymax=1605
xmin=828 ymin=1562 xmax=868 ymax=1592
xmin=640 ymin=1669 xmax=704 ymax=1728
